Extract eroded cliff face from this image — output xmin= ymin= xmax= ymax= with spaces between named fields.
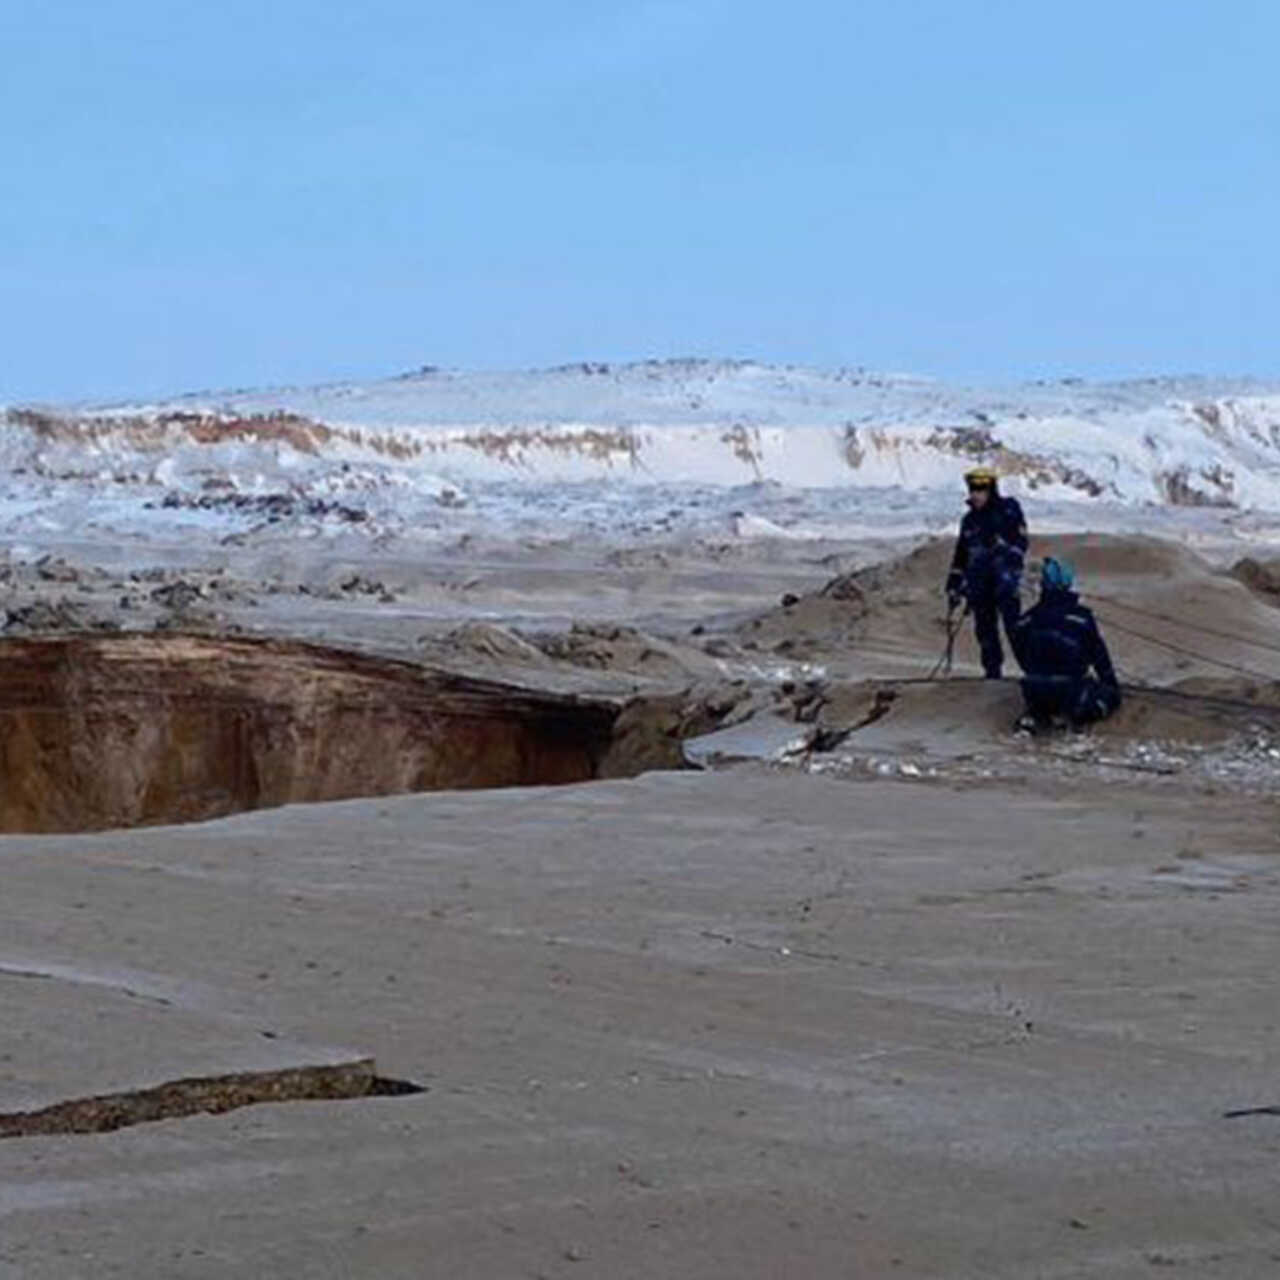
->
xmin=0 ymin=635 xmax=619 ymax=833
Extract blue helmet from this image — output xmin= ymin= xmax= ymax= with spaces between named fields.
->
xmin=1041 ymin=557 xmax=1075 ymax=591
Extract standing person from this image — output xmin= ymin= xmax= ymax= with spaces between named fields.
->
xmin=1012 ymin=558 xmax=1122 ymax=731
xmin=943 ymin=466 xmax=1027 ymax=678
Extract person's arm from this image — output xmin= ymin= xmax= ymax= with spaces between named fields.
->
xmin=1088 ymin=617 xmax=1119 ymax=690
xmin=1001 ymin=497 xmax=1029 ymax=556
xmin=1009 ymin=608 xmax=1033 ymax=671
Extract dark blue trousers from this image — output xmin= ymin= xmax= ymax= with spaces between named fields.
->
xmin=969 ymin=576 xmax=1022 ymax=678
xmin=1021 ymin=675 xmax=1121 ymax=726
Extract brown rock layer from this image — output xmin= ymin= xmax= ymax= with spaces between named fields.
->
xmin=0 ymin=634 xmax=619 ymax=833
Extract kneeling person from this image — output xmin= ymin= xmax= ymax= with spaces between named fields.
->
xmin=1013 ymin=558 xmax=1121 ymax=730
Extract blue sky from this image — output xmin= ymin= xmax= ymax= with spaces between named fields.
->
xmin=2 ymin=1 xmax=1276 ymax=401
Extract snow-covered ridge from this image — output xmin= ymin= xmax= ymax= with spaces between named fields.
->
xmin=6 ymin=359 xmax=1280 ymax=510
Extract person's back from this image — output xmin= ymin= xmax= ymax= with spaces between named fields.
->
xmin=1013 ymin=558 xmax=1120 ymax=730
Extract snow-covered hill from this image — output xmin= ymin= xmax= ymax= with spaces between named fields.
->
xmin=11 ymin=359 xmax=1280 ymax=506
xmin=4 ymin=361 xmax=1280 ymax=554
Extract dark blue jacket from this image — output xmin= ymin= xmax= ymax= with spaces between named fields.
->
xmin=1012 ymin=588 xmax=1118 ymax=688
xmin=946 ymin=494 xmax=1027 ymax=595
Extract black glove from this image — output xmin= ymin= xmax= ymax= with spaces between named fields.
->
xmin=946 ymin=583 xmax=965 ymax=611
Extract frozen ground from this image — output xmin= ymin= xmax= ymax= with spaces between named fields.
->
xmin=6 ymin=360 xmax=1280 ymax=552
xmin=2 ymin=361 xmax=1280 ymax=1276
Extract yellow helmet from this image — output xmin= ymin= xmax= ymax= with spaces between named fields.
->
xmin=964 ymin=465 xmax=998 ymax=487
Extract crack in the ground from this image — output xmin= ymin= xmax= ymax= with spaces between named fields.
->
xmin=0 ymin=1059 xmax=425 ymax=1139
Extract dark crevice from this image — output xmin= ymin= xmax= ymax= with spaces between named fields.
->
xmin=0 ymin=633 xmax=623 ymax=833
xmin=0 ymin=633 xmax=744 ymax=833
xmin=367 ymin=1076 xmax=427 ymax=1097
xmin=0 ymin=1060 xmax=426 ymax=1140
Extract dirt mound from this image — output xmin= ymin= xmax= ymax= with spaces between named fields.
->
xmin=815 ymin=533 xmax=1209 ymax=602
xmin=1031 ymin=533 xmax=1211 ymax=581
xmin=433 ymin=622 xmax=551 ymax=667
xmin=737 ymin=533 xmax=1213 ymax=660
xmin=599 ymin=682 xmax=756 ymax=777
xmin=733 ymin=539 xmax=948 ymax=663
xmin=841 ymin=537 xmax=954 ymax=597
xmin=1096 ymin=688 xmax=1247 ymax=745
xmin=735 ymin=585 xmax=870 ymax=659
xmin=1231 ymin=556 xmax=1280 ymax=605
xmin=729 ymin=532 xmax=1277 ymax=686
xmin=529 ymin=623 xmax=715 ymax=681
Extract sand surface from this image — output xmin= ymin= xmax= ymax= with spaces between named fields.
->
xmin=2 ymin=509 xmax=1280 ymax=1276
xmin=0 ymin=772 xmax=1278 ymax=1277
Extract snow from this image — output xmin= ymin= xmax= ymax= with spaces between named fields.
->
xmin=4 ymin=360 xmax=1280 ymax=554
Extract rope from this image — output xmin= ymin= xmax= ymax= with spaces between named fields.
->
xmin=888 ymin=670 xmax=1280 ymax=726
xmin=1090 ymin=610 xmax=1278 ymax=685
xmin=926 ymin=602 xmax=969 ymax=680
xmin=1090 ymin=592 xmax=1280 ymax=659
xmin=1118 ymin=681 xmax=1280 ymax=721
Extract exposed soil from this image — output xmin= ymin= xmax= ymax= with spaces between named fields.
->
xmin=0 ymin=634 xmax=624 ymax=833
xmin=1232 ymin=554 xmax=1280 ymax=603
xmin=722 ymin=533 xmax=1280 ymax=690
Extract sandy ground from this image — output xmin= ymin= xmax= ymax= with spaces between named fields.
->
xmin=2 ymin=519 xmax=1280 ymax=1276
xmin=1 ymin=773 xmax=1279 ymax=1278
